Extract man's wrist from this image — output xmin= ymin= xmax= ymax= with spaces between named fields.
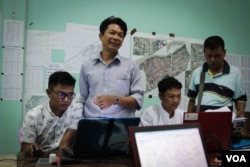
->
xmin=113 ymin=96 xmax=119 ymax=105
xmin=236 ymin=111 xmax=245 ymax=118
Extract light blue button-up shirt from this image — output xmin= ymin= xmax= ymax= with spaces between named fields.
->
xmin=79 ymin=53 xmax=144 ymax=118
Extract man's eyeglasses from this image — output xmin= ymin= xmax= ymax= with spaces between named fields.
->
xmin=51 ymin=90 xmax=76 ymax=100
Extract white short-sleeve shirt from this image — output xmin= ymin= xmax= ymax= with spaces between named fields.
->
xmin=139 ymin=104 xmax=184 ymax=126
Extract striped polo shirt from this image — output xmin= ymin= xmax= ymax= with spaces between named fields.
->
xmin=187 ymin=60 xmax=247 ymax=111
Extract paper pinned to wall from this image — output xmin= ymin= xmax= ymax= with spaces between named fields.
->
xmin=3 ymin=47 xmax=23 ymax=75
xmin=2 ymin=75 xmax=22 ymax=100
xmin=24 ymin=67 xmax=43 ymax=93
xmin=2 ymin=47 xmax=24 ymax=100
xmin=3 ymin=20 xmax=24 ymax=47
xmin=46 ymin=63 xmax=64 ymax=79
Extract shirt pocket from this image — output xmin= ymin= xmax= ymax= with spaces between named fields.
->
xmin=115 ymin=78 xmax=130 ymax=95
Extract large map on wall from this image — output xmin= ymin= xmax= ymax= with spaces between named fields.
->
xmin=131 ymin=32 xmax=204 ymax=97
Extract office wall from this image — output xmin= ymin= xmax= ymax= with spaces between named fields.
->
xmin=0 ymin=0 xmax=27 ymax=154
xmin=0 ymin=0 xmax=250 ymax=153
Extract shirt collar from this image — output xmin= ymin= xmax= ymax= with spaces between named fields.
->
xmin=46 ymin=102 xmax=68 ymax=118
xmin=46 ymin=102 xmax=54 ymax=115
xmin=92 ymin=52 xmax=121 ymax=64
xmin=160 ymin=105 xmax=175 ymax=118
xmin=202 ymin=60 xmax=230 ymax=74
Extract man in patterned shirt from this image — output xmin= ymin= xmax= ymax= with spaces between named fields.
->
xmin=20 ymin=71 xmax=83 ymax=155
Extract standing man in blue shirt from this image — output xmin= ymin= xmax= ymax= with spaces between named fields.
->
xmin=187 ymin=35 xmax=247 ymax=117
xmin=79 ymin=16 xmax=144 ymax=118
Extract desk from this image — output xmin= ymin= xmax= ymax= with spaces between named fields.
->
xmin=16 ymin=152 xmax=134 ymax=167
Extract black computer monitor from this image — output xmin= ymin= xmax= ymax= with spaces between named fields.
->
xmin=66 ymin=117 xmax=140 ymax=158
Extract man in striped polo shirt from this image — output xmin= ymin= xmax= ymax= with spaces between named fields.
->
xmin=187 ymin=35 xmax=247 ymax=118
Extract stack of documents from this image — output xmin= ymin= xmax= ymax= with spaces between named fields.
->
xmin=233 ymin=117 xmax=247 ymax=123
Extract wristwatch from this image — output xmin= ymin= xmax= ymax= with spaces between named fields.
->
xmin=113 ymin=96 xmax=119 ymax=105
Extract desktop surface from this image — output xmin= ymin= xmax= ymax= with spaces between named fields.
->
xmin=16 ymin=151 xmax=133 ymax=167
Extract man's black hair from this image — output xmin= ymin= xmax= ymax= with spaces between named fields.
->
xmin=100 ymin=16 xmax=127 ymax=37
xmin=48 ymin=71 xmax=76 ymax=90
xmin=204 ymin=35 xmax=225 ymax=52
xmin=158 ymin=75 xmax=182 ymax=94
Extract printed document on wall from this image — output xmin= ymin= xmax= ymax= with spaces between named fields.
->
xmin=2 ymin=75 xmax=22 ymax=100
xmin=3 ymin=20 xmax=24 ymax=47
xmin=3 ymin=47 xmax=23 ymax=74
xmin=2 ymin=47 xmax=23 ymax=100
xmin=25 ymin=67 xmax=43 ymax=93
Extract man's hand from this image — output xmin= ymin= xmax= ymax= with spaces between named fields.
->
xmin=236 ymin=111 xmax=245 ymax=118
xmin=93 ymin=95 xmax=116 ymax=110
xmin=21 ymin=142 xmax=44 ymax=156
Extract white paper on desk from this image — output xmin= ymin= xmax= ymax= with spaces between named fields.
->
xmin=205 ymin=106 xmax=231 ymax=112
xmin=205 ymin=106 xmax=235 ymax=121
xmin=232 ymin=117 xmax=247 ymax=123
xmin=205 ymin=107 xmax=248 ymax=123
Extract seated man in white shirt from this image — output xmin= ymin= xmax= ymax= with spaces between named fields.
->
xmin=140 ymin=75 xmax=184 ymax=126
